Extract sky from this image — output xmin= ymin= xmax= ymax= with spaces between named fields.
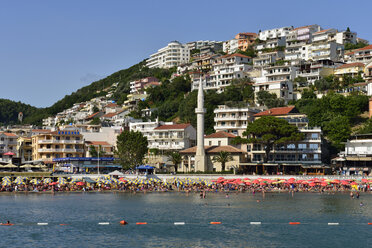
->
xmin=1 ymin=0 xmax=372 ymax=108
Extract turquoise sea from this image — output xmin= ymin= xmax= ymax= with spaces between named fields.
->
xmin=0 ymin=192 xmax=371 ymax=247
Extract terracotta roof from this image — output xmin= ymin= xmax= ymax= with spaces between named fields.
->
xmin=32 ymin=129 xmax=50 ymax=133
xmin=293 ymin=25 xmax=312 ymax=31
xmin=336 ymin=63 xmax=365 ymax=69
xmin=0 ymin=132 xmax=17 ymax=137
xmin=86 ymin=112 xmax=100 ymax=119
xmin=154 ymin=124 xmax=191 ymax=130
xmin=105 ymin=103 xmax=118 ymax=108
xmin=102 ymin=112 xmax=117 ymax=118
xmin=205 ymin=131 xmax=236 ymax=139
xmin=180 ymin=145 xmax=245 ymax=154
xmin=354 ymin=45 xmax=372 ymax=52
xmin=254 ymin=106 xmax=297 ymax=117
xmin=313 ymin=28 xmax=333 ymax=35
xmin=345 ymin=51 xmax=355 ymax=55
xmin=86 ymin=141 xmax=111 ymax=146
xmin=222 ymin=53 xmax=251 ymax=59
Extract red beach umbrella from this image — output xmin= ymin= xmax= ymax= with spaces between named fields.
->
xmin=309 ymin=182 xmax=316 ymax=187
xmin=252 ymin=179 xmax=260 ymax=184
xmin=341 ymin=181 xmax=349 ymax=185
xmin=260 ymin=182 xmax=267 ymax=186
xmin=350 ymin=182 xmax=358 ymax=186
xmin=320 ymin=182 xmax=328 ymax=187
xmin=361 ymin=179 xmax=368 ymax=183
xmin=76 ymin=182 xmax=85 ymax=186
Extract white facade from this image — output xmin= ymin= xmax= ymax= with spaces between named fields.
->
xmin=258 ymin=26 xmax=293 ymax=41
xmin=150 ymin=124 xmax=196 ymax=151
xmin=253 ymin=51 xmax=285 ymax=68
xmin=353 ymin=45 xmax=372 ymax=63
xmin=255 ymin=37 xmax=286 ymax=52
xmin=223 ymin=39 xmax=238 ymax=54
xmin=310 ymin=41 xmax=344 ymax=62
xmin=146 ymin=41 xmax=190 ymax=69
xmin=213 ymin=105 xmax=260 ymax=135
xmin=0 ymin=132 xmax=18 ymax=162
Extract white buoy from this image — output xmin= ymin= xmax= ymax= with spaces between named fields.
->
xmin=174 ymin=222 xmax=185 ymax=225
xmin=328 ymin=223 xmax=339 ymax=225
xmin=37 ymin=223 xmax=48 ymax=225
xmin=250 ymin=222 xmax=262 ymax=225
xmin=98 ymin=222 xmax=110 ymax=225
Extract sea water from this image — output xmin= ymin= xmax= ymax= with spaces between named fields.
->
xmin=0 ymin=192 xmax=371 ymax=247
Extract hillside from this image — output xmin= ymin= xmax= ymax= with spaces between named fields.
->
xmin=0 ymin=60 xmax=175 ymax=125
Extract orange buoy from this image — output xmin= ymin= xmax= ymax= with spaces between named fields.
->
xmin=210 ymin=222 xmax=222 ymax=225
xmin=120 ymin=220 xmax=128 ymax=225
xmin=0 ymin=223 xmax=14 ymax=226
xmin=289 ymin=222 xmax=300 ymax=225
xmin=59 ymin=224 xmax=69 ymax=226
xmin=136 ymin=222 xmax=147 ymax=225
xmin=368 ymin=223 xmax=372 ymax=225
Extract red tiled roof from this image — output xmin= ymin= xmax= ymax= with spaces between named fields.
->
xmin=222 ymin=53 xmax=251 ymax=59
xmin=154 ymin=124 xmax=191 ymax=130
xmin=337 ymin=63 xmax=365 ymax=69
xmin=293 ymin=25 xmax=312 ymax=31
xmin=86 ymin=141 xmax=111 ymax=146
xmin=102 ymin=112 xmax=117 ymax=118
xmin=180 ymin=145 xmax=245 ymax=154
xmin=205 ymin=131 xmax=236 ymax=139
xmin=345 ymin=51 xmax=355 ymax=55
xmin=254 ymin=106 xmax=296 ymax=117
xmin=0 ymin=132 xmax=17 ymax=137
xmin=105 ymin=103 xmax=118 ymax=108
xmin=86 ymin=112 xmax=100 ymax=119
xmin=354 ymin=45 xmax=372 ymax=52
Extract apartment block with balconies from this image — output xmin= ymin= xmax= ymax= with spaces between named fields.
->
xmin=258 ymin=27 xmax=293 ymax=41
xmin=353 ymin=45 xmax=372 ymax=63
xmin=31 ymin=128 xmax=85 ymax=162
xmin=150 ymin=124 xmax=196 ymax=151
xmin=146 ymin=41 xmax=190 ymax=69
xmin=253 ymin=51 xmax=285 ymax=68
xmin=296 ymin=60 xmax=335 ymax=86
xmin=0 ymin=132 xmax=18 ymax=163
xmin=213 ymin=104 xmax=260 ymax=136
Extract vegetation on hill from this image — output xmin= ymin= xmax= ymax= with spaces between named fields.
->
xmin=344 ymin=42 xmax=369 ymax=51
xmin=0 ymin=99 xmax=39 ymax=125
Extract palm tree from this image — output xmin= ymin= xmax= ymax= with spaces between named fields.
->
xmin=168 ymin=151 xmax=182 ymax=173
xmin=213 ymin=151 xmax=233 ymax=172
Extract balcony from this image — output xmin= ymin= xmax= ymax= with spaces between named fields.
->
xmin=214 ymin=116 xmax=248 ymax=122
xmin=38 ymin=148 xmax=84 ymax=153
xmin=38 ymin=139 xmax=84 ymax=144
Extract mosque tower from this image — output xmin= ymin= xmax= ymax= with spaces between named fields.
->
xmin=194 ymin=77 xmax=207 ymax=171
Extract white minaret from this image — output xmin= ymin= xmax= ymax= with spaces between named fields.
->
xmin=194 ymin=75 xmax=207 ymax=171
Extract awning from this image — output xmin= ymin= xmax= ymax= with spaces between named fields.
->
xmin=136 ymin=165 xmax=154 ymax=170
xmin=83 ymin=165 xmax=121 ymax=168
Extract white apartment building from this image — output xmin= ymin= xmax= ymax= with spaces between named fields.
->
xmin=336 ymin=134 xmax=372 ymax=175
xmin=294 ymin=24 xmax=321 ymax=41
xmin=213 ymin=105 xmax=260 ymax=136
xmin=258 ymin=26 xmax=293 ymax=41
xmin=205 ymin=54 xmax=252 ymax=92
xmin=253 ymin=51 xmax=285 ymax=68
xmin=151 ymin=124 xmax=196 ymax=151
xmin=310 ymin=41 xmax=344 ymax=62
xmin=353 ymin=45 xmax=372 ymax=63
xmin=0 ymin=132 xmax=18 ymax=163
xmin=245 ymin=106 xmax=323 ymax=174
xmin=187 ymin=40 xmax=222 ymax=50
xmin=146 ymin=41 xmax=190 ymax=69
xmin=223 ymin=39 xmax=239 ymax=54
xmin=296 ymin=60 xmax=335 ymax=85
xmin=255 ymin=37 xmax=286 ymax=52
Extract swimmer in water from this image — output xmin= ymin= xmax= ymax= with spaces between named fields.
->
xmin=225 ymin=193 xmax=229 ymax=198
xmin=360 ymin=202 xmax=364 ymax=206
xmin=257 ymin=200 xmax=260 ymax=203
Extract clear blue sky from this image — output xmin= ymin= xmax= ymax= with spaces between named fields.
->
xmin=1 ymin=0 xmax=371 ymax=107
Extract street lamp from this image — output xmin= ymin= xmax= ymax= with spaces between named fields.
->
xmin=98 ymin=148 xmax=100 ymax=175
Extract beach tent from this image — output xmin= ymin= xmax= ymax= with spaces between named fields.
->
xmin=136 ymin=165 xmax=154 ymax=175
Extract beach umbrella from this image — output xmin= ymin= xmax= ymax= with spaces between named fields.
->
xmin=320 ymin=182 xmax=328 ymax=187
xmin=1 ymin=181 xmax=11 ymax=186
xmin=49 ymin=182 xmax=58 ymax=186
xmin=350 ymin=182 xmax=358 ymax=186
xmin=58 ymin=177 xmax=67 ymax=185
xmin=43 ymin=178 xmax=52 ymax=184
xmin=30 ymin=179 xmax=40 ymax=185
xmin=76 ymin=182 xmax=85 ymax=186
xmin=309 ymin=182 xmax=316 ymax=187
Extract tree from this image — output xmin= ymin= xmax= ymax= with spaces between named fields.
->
xmin=212 ymin=151 xmax=233 ymax=171
xmin=167 ymin=151 xmax=182 ymax=173
xmin=256 ymin=91 xmax=284 ymax=108
xmin=90 ymin=117 xmax=101 ymax=125
xmin=236 ymin=116 xmax=304 ymax=163
xmin=323 ymin=116 xmax=351 ymax=150
xmin=115 ymin=130 xmax=148 ymax=170
xmin=89 ymin=145 xmax=98 ymax=157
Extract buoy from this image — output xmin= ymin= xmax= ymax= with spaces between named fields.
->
xmin=174 ymin=222 xmax=185 ymax=225
xmin=289 ymin=222 xmax=300 ymax=225
xmin=59 ymin=224 xmax=69 ymax=226
xmin=119 ymin=220 xmax=128 ymax=225
xmin=37 ymin=223 xmax=48 ymax=225
xmin=98 ymin=222 xmax=110 ymax=225
xmin=368 ymin=223 xmax=372 ymax=225
xmin=0 ymin=223 xmax=14 ymax=226
xmin=328 ymin=223 xmax=339 ymax=225
xmin=210 ymin=222 xmax=222 ymax=225
xmin=250 ymin=222 xmax=261 ymax=225
xmin=136 ymin=222 xmax=147 ymax=225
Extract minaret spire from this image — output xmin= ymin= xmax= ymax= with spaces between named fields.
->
xmin=195 ymin=72 xmax=206 ymax=171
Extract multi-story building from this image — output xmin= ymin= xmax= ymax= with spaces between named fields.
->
xmin=258 ymin=26 xmax=293 ymax=41
xmin=353 ymin=45 xmax=372 ymax=63
xmin=85 ymin=141 xmax=114 ymax=157
xmin=206 ymin=53 xmax=252 ymax=92
xmin=310 ymin=29 xmax=344 ymax=62
xmin=31 ymin=127 xmax=85 ymax=162
xmin=129 ymin=77 xmax=159 ymax=94
xmin=296 ymin=60 xmax=335 ymax=85
xmin=186 ymin=40 xmax=221 ymax=51
xmin=0 ymin=132 xmax=18 ymax=163
xmin=17 ymin=136 xmax=32 ymax=163
xmin=334 ymin=62 xmax=365 ymax=79
xmin=146 ymin=41 xmax=190 ymax=69
xmin=129 ymin=118 xmax=169 ymax=141
xmin=151 ymin=124 xmax=196 ymax=151
xmin=213 ymin=105 xmax=260 ymax=136
xmin=253 ymin=51 xmax=285 ymax=68
xmin=255 ymin=37 xmax=286 ymax=52
xmin=243 ymin=106 xmax=324 ymax=175
xmin=235 ymin=32 xmax=258 ymax=51
xmin=284 ymin=26 xmax=318 ymax=62
xmin=334 ymin=30 xmax=357 ymax=45
xmin=334 ymin=134 xmax=372 ymax=175
xmin=223 ymin=39 xmax=238 ymax=54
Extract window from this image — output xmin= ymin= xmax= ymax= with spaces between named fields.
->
xmin=209 ymin=141 xmax=212 ymax=146
xmin=310 ymin=144 xmax=318 ymax=150
xmin=298 ymin=144 xmax=306 ymax=149
xmin=311 ymin=133 xmax=319 ymax=139
xmin=218 ymin=141 xmax=221 ymax=146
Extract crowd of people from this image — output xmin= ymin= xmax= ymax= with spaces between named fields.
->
xmin=1 ymin=176 xmax=372 ymax=194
